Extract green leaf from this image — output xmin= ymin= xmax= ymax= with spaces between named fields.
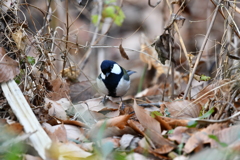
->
xmin=208 ymin=135 xmax=228 ymax=147
xmin=103 ymin=6 xmax=115 ymax=18
xmin=168 ymin=129 xmax=174 ymax=134
xmin=199 ymin=108 xmax=215 ymax=119
xmin=113 ymin=6 xmax=125 ymax=26
xmin=102 ymin=5 xmax=125 ymax=26
xmin=150 ymin=111 xmax=162 ymax=118
xmin=177 ymin=143 xmax=184 ymax=155
xmin=91 ymin=15 xmax=99 ymax=25
xmin=187 ymin=120 xmax=198 ymax=128
xmin=200 ymin=75 xmax=211 ymax=81
xmin=27 ymin=56 xmax=35 ymax=65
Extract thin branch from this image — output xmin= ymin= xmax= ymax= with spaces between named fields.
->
xmin=183 ymin=3 xmax=220 ymax=99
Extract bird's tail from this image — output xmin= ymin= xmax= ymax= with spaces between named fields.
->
xmin=127 ymin=70 xmax=136 ymax=76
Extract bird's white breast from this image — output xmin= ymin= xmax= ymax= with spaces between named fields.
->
xmin=116 ymin=77 xmax=130 ymax=97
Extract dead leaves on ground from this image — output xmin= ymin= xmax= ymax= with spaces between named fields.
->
xmin=5 ymin=77 xmax=240 ymax=160
xmin=0 ymin=47 xmax=19 ymax=83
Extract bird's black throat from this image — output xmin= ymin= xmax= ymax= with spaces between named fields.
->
xmin=102 ymin=71 xmax=123 ymax=97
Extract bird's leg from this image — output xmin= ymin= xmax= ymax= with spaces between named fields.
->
xmin=120 ymin=97 xmax=125 ymax=110
xmin=101 ymin=95 xmax=108 ymax=105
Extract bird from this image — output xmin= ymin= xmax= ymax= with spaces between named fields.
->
xmin=96 ymin=60 xmax=135 ymax=106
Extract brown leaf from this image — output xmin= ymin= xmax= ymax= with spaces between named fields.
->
xmin=61 ymin=66 xmax=80 ymax=82
xmin=140 ymin=34 xmax=167 ymax=77
xmin=0 ymin=47 xmax=19 ymax=83
xmin=81 ymin=97 xmax=119 ymax=112
xmin=145 ymin=128 xmax=175 ymax=154
xmin=96 ymin=114 xmax=132 ymax=130
xmin=133 ymin=99 xmax=161 ymax=134
xmin=70 ymin=81 xmax=96 ymax=103
xmin=12 ymin=29 xmax=27 ymax=50
xmin=161 ymin=100 xmax=201 ymax=118
xmin=119 ymin=44 xmax=129 ymax=60
xmin=184 ymin=123 xmax=229 ymax=153
xmin=128 ymin=120 xmax=145 ymax=135
xmin=213 ymin=124 xmax=240 ymax=148
xmin=196 ymin=79 xmax=232 ymax=106
xmin=168 ymin=126 xmax=197 ymax=144
xmin=154 ymin=116 xmax=190 ymax=130
xmin=45 ymin=98 xmax=68 ymax=120
xmin=47 ymin=78 xmax=70 ymax=101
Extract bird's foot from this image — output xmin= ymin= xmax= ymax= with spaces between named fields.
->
xmin=120 ymin=102 xmax=125 ymax=111
xmin=100 ymin=95 xmax=108 ymax=105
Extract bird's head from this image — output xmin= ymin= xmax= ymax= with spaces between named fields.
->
xmin=100 ymin=60 xmax=122 ymax=77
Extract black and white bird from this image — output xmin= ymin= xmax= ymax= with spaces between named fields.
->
xmin=97 ymin=60 xmax=135 ymax=104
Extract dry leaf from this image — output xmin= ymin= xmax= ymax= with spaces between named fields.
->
xmin=12 ymin=29 xmax=27 ymax=50
xmin=81 ymin=97 xmax=119 ymax=112
xmin=161 ymin=100 xmax=201 ymax=118
xmin=45 ymin=98 xmax=68 ymax=120
xmin=184 ymin=123 xmax=229 ymax=153
xmin=133 ymin=99 xmax=161 ymax=134
xmin=0 ymin=47 xmax=19 ymax=83
xmin=145 ymin=128 xmax=175 ymax=154
xmin=154 ymin=116 xmax=190 ymax=129
xmin=47 ymin=78 xmax=70 ymax=101
xmin=168 ymin=126 xmax=197 ymax=144
xmin=95 ymin=114 xmax=132 ymax=130
xmin=119 ymin=44 xmax=129 ymax=60
xmin=47 ymin=141 xmax=92 ymax=159
xmin=140 ymin=33 xmax=167 ymax=77
xmin=70 ymin=81 xmax=96 ymax=103
xmin=120 ymin=134 xmax=135 ymax=150
xmin=213 ymin=124 xmax=240 ymax=148
xmin=196 ymin=79 xmax=232 ymax=106
xmin=61 ymin=66 xmax=80 ymax=82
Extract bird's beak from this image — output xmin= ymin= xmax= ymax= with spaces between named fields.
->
xmin=105 ymin=72 xmax=110 ymax=77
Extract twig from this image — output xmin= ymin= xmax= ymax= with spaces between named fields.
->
xmin=183 ymin=3 xmax=220 ymax=99
xmin=210 ymin=0 xmax=240 ymax=38
xmin=148 ymin=0 xmax=162 ymax=8
xmin=78 ymin=0 xmax=103 ymax=70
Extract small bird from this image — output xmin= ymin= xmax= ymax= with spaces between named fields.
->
xmin=97 ymin=60 xmax=135 ymax=105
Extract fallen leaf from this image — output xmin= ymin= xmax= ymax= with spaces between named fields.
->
xmin=184 ymin=123 xmax=229 ymax=153
xmin=47 ymin=78 xmax=70 ymax=101
xmin=47 ymin=141 xmax=92 ymax=159
xmin=95 ymin=114 xmax=132 ymax=130
xmin=69 ymin=81 xmax=96 ymax=103
xmin=133 ymin=99 xmax=161 ymax=134
xmin=0 ymin=47 xmax=19 ymax=83
xmin=196 ymin=79 xmax=232 ymax=106
xmin=80 ymin=97 xmax=119 ymax=112
xmin=161 ymin=100 xmax=201 ymax=118
xmin=120 ymin=134 xmax=135 ymax=150
xmin=45 ymin=98 xmax=68 ymax=120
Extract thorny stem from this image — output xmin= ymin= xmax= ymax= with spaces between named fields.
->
xmin=183 ymin=3 xmax=220 ymax=100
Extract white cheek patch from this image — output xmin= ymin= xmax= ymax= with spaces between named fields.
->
xmin=101 ymin=73 xmax=106 ymax=79
xmin=111 ymin=64 xmax=121 ymax=74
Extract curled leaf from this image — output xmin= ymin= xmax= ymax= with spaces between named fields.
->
xmin=119 ymin=44 xmax=129 ymax=60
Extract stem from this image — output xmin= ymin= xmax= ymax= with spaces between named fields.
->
xmin=183 ymin=3 xmax=220 ymax=99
